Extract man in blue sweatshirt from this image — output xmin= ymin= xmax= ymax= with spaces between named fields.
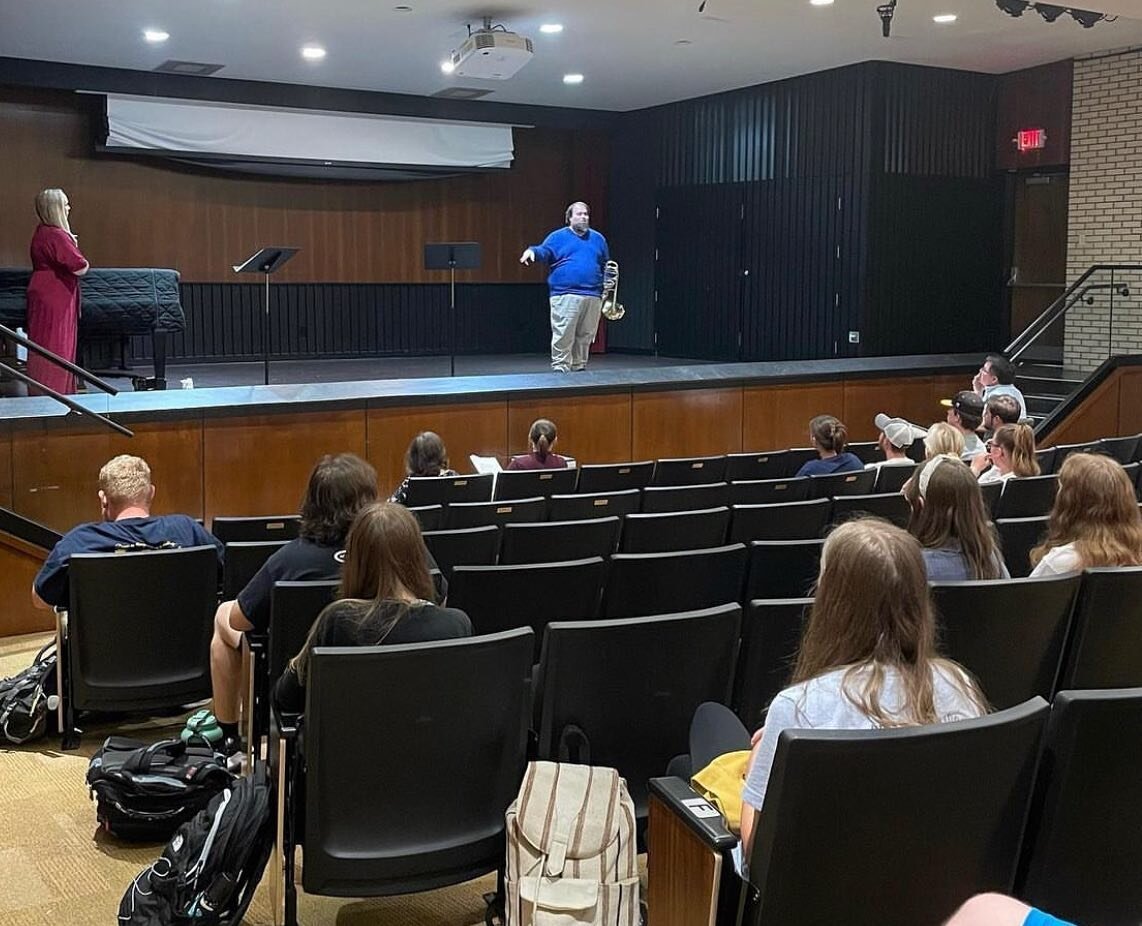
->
xmin=520 ymin=201 xmax=610 ymax=372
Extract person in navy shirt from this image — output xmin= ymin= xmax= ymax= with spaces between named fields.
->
xmin=796 ymin=415 xmax=865 ymax=478
xmin=520 ymin=201 xmax=610 ymax=373
xmin=33 ymin=454 xmax=222 ymax=609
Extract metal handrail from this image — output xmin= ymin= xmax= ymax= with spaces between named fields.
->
xmin=1005 ymin=263 xmax=1142 ymax=363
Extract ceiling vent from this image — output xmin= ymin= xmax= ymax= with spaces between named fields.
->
xmin=433 ymin=86 xmax=494 ymax=100
xmin=152 ymin=60 xmax=225 ymax=76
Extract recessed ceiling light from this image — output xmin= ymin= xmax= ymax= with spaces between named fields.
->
xmin=301 ymin=44 xmax=326 ymax=61
xmin=933 ymin=12 xmax=957 ymax=22
xmin=394 ymin=4 xmax=412 ymax=10
xmin=563 ymin=73 xmax=584 ymax=85
xmin=143 ymin=29 xmax=170 ymax=43
xmin=674 ymin=39 xmax=693 ymax=46
xmin=440 ymin=59 xmax=456 ymax=74
xmin=809 ymin=0 xmax=834 ymax=6
xmin=539 ymin=23 xmax=563 ymax=34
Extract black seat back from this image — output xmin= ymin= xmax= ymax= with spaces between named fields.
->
xmin=1097 ymin=434 xmax=1140 ymax=465
xmin=828 ymin=492 xmax=911 ymax=528
xmin=67 ymin=546 xmax=218 ymax=712
xmin=1057 ymin=567 xmax=1142 ymax=690
xmin=845 ymin=441 xmax=881 ymax=465
xmin=302 ymin=629 xmax=533 ymax=896
xmin=640 ymin=482 xmax=730 ymax=513
xmin=873 ymin=462 xmax=918 ymax=494
xmin=650 ymin=455 xmax=728 ymax=487
xmin=1017 ymin=688 xmax=1142 ymax=926
xmin=995 ymin=516 xmax=1050 ymax=578
xmin=728 ymin=477 xmax=810 ymax=506
xmin=575 ymin=461 xmax=654 ymax=494
xmin=444 ymin=497 xmax=546 ymax=529
xmin=733 ymin=599 xmax=811 ymax=730
xmin=268 ymin=580 xmax=339 ymax=687
xmin=602 ymin=544 xmax=747 ymax=618
xmin=1036 ymin=447 xmax=1059 ymax=476
xmin=404 ymin=473 xmax=494 ymax=507
xmin=729 ymin=499 xmax=831 ymax=542
xmin=807 ymin=468 xmax=876 ymax=499
xmin=620 ymin=508 xmax=730 ymax=554
xmin=537 ymin=605 xmax=741 ymax=817
xmin=222 ymin=540 xmax=288 ymax=600
xmin=547 ymin=489 xmax=642 ymax=521
xmin=407 ymin=505 xmax=444 ymax=532
xmin=422 ymin=526 xmax=500 ymax=580
xmin=993 ymin=475 xmax=1058 ymax=519
xmin=931 ymin=574 xmax=1080 ymax=709
xmin=743 ymin=699 xmax=1049 ymax=926
xmin=493 ymin=467 xmax=578 ymax=501
xmin=499 ymin=517 xmax=621 ymax=565
xmin=211 ymin=515 xmax=300 ymax=544
xmin=725 ymin=450 xmax=789 ymax=482
xmin=743 ymin=539 xmax=824 ymax=601
xmin=979 ymin=480 xmax=1002 ymax=517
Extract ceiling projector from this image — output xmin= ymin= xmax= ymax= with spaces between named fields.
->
xmin=449 ymin=25 xmax=534 ymax=79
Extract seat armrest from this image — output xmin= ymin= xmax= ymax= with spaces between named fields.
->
xmin=649 ymin=777 xmax=737 ymax=850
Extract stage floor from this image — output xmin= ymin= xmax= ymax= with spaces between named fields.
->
xmin=163 ymin=352 xmax=701 ymax=388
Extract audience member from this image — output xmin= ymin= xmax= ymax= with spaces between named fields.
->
xmin=942 ymin=391 xmax=986 ymax=458
xmin=796 ymin=415 xmax=863 ymax=477
xmin=973 ymin=423 xmax=1039 ymax=484
xmin=389 ymin=431 xmax=458 ymax=505
xmin=735 ymin=518 xmax=987 ymax=870
xmin=208 ymin=453 xmax=379 ymax=752
xmin=507 ymin=418 xmax=569 ymax=470
xmin=866 ymin=413 xmax=925 ymax=475
xmin=908 ymin=454 xmax=1009 ymax=581
xmin=1029 ymin=452 xmax=1142 ymax=577
xmin=972 ymin=354 xmax=1027 ymax=420
xmin=924 ymin=422 xmax=966 ymax=459
xmin=273 ymin=502 xmax=472 ymax=715
xmin=982 ymin=393 xmax=1023 ymax=439
xmin=945 ymin=893 xmax=1075 ymax=926
xmin=32 ymin=454 xmax=222 ymax=609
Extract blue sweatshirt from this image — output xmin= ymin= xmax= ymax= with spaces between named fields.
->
xmin=530 ymin=227 xmax=610 ymax=297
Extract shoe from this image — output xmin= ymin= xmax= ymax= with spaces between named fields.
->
xmin=218 ymin=733 xmax=247 ymax=774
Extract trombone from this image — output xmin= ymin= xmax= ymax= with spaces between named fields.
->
xmin=600 ymin=260 xmax=625 ymax=321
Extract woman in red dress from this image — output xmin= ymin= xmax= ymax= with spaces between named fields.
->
xmin=27 ymin=188 xmax=89 ymax=395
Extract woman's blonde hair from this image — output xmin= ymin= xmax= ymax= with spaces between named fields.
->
xmin=1031 ymin=453 xmax=1142 ymax=570
xmin=924 ymin=422 xmax=965 ymax=458
xmin=992 ymin=424 xmax=1040 ymax=477
xmin=290 ymin=502 xmax=436 ymax=681
xmin=909 ymin=456 xmax=1005 ymax=580
xmin=35 ymin=188 xmax=71 ymax=233
xmin=793 ymin=518 xmax=986 ymax=726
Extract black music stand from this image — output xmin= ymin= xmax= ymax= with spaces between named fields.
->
xmin=232 ymin=247 xmax=299 ymax=385
xmin=424 ymin=242 xmax=481 ymax=377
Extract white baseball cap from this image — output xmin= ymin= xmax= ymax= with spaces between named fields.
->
xmin=874 ymin=413 xmax=927 ymax=449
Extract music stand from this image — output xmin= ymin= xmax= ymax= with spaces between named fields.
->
xmin=424 ymin=242 xmax=481 ymax=377
xmin=232 ymin=247 xmax=299 ymax=385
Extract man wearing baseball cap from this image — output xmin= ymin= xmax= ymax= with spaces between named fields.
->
xmin=940 ymin=391 xmax=986 ymax=457
xmin=868 ymin=413 xmax=926 ymax=476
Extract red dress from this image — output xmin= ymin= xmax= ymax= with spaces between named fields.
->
xmin=27 ymin=223 xmax=87 ymax=395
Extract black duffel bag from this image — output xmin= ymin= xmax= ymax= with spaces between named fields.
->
xmin=87 ymin=736 xmax=235 ymax=841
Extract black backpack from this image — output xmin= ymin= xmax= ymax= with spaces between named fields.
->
xmin=119 ymin=764 xmax=274 ymax=926
xmin=0 ymin=641 xmax=57 ymax=745
xmin=87 ymin=737 xmax=235 ymax=841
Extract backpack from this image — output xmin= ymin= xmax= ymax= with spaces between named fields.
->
xmin=505 ymin=761 xmax=640 ymax=926
xmin=0 ymin=641 xmax=57 ymax=745
xmin=118 ymin=764 xmax=274 ymax=926
xmin=87 ymin=737 xmax=235 ymax=841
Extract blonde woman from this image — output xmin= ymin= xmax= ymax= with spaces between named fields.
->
xmin=1030 ymin=453 xmax=1142 ymax=577
xmin=923 ymin=421 xmax=966 ymax=459
xmin=974 ymin=424 xmax=1040 ymax=485
xmin=27 ymin=188 xmax=89 ymax=395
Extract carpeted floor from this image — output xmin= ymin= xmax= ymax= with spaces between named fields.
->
xmin=0 ymin=631 xmax=499 ymax=926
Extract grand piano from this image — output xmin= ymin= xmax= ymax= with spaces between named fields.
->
xmin=0 ymin=267 xmax=185 ymax=389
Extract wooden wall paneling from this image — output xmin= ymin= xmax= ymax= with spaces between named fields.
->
xmin=743 ymin=382 xmax=846 ymax=452
xmin=365 ymin=401 xmax=508 ymax=498
xmin=110 ymin=418 xmax=205 ymax=520
xmin=1045 ymin=376 xmax=1120 ymax=447
xmin=0 ymin=533 xmax=53 ymax=637
xmin=1117 ymin=368 xmax=1142 ymax=436
xmin=0 ymin=419 xmax=12 ymax=510
xmin=202 ymin=409 xmax=367 ymax=524
xmin=632 ymin=388 xmax=743 ymax=460
xmin=507 ymin=393 xmax=632 ymax=465
xmin=10 ymin=419 xmax=113 ymax=533
xmin=841 ymin=375 xmax=961 ymax=441
xmin=929 ymin=374 xmax=973 ymax=426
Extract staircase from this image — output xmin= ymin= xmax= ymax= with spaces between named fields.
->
xmin=1015 ymin=361 xmax=1086 ymax=422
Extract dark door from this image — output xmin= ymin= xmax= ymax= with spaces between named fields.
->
xmin=1008 ymin=173 xmax=1069 ymax=357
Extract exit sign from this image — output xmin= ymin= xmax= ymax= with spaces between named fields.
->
xmin=1016 ymin=128 xmax=1048 ymax=152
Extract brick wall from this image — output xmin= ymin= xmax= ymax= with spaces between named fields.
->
xmin=1065 ymin=48 xmax=1142 ymax=372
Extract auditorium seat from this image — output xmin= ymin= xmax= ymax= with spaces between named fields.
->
xmin=536 ymin=604 xmax=741 ymax=820
xmin=996 ymin=516 xmax=1049 ymax=578
xmin=1055 ymin=566 xmax=1142 ymax=691
xmin=422 ymin=526 xmax=500 ymax=579
xmin=1052 ymin=442 xmax=1099 ymax=471
xmin=728 ymin=476 xmax=811 ymax=506
xmin=732 ymin=598 xmax=810 ymax=730
xmin=1017 ymin=687 xmax=1142 ymax=926
xmin=1035 ymin=447 xmax=1059 ymax=476
xmin=650 ymin=455 xmax=728 ymax=487
xmin=993 ymin=475 xmax=1058 ymax=519
xmin=402 ymin=473 xmax=494 ymax=507
xmin=406 ymin=504 xmax=444 ymax=532
xmin=547 ymin=488 xmax=642 ymax=521
xmin=743 ymin=539 xmax=824 ymax=601
xmin=1122 ymin=462 xmax=1140 ymax=497
xmin=619 ymin=508 xmax=730 ymax=554
xmin=575 ymin=461 xmax=654 ymax=494
xmin=492 ymin=466 xmax=578 ymax=501
xmin=728 ymin=499 xmax=831 ymax=542
xmin=444 ymin=496 xmax=546 ymax=529
xmin=829 ymin=492 xmax=911 ymax=528
xmin=979 ymin=480 xmax=1002 ymax=517
xmin=845 ymin=441 xmax=881 ymax=465
xmin=602 ymin=544 xmax=747 ymax=619
xmin=640 ymin=482 xmax=730 ymax=513
xmin=725 ymin=450 xmax=790 ymax=482
xmin=806 ymin=468 xmax=876 ymax=499
xmin=498 ymin=516 xmax=621 ymax=565
xmin=222 ymin=540 xmax=288 ymax=600
xmin=873 ymin=462 xmax=918 ymax=494
xmin=931 ymin=574 xmax=1080 ymax=709
xmin=211 ymin=515 xmax=300 ymax=544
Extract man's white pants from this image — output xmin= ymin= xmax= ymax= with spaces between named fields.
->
xmin=550 ymin=293 xmax=602 ymax=372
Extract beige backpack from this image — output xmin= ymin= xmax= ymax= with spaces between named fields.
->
xmin=505 ymin=761 xmax=640 ymax=926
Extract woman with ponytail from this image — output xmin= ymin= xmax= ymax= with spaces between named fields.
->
xmin=507 ymin=418 xmax=569 ymax=470
xmin=975 ymin=423 xmax=1040 ymax=485
xmin=796 ymin=415 xmax=863 ymax=477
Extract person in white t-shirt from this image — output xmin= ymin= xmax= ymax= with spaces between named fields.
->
xmin=1029 ymin=452 xmax=1142 ymax=577
xmin=973 ymin=423 xmax=1040 ymax=485
xmin=866 ymin=413 xmax=926 ymax=476
xmin=736 ymin=518 xmax=987 ymax=873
